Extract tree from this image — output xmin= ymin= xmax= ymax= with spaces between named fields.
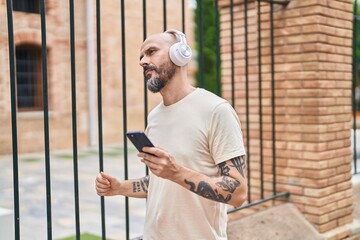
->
xmin=194 ymin=0 xmax=221 ymax=95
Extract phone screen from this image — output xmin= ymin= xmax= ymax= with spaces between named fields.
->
xmin=126 ymin=131 xmax=154 ymax=152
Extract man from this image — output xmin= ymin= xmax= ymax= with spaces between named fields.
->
xmin=95 ymin=29 xmax=247 ymax=240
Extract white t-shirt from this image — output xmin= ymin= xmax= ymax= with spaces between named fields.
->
xmin=143 ymin=88 xmax=245 ymax=240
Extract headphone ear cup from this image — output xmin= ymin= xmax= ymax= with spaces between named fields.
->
xmin=169 ymin=42 xmax=192 ymax=67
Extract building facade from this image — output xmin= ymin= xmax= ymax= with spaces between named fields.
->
xmin=0 ymin=0 xmax=195 ymax=154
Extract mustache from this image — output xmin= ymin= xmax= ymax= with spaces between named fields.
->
xmin=143 ymin=65 xmax=157 ymax=75
xmin=143 ymin=65 xmax=157 ymax=73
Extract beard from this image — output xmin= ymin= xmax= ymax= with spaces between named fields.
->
xmin=144 ymin=61 xmax=176 ymax=93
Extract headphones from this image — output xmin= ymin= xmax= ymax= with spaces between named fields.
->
xmin=165 ymin=29 xmax=192 ymax=67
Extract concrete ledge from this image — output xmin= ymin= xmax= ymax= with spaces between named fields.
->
xmin=227 ymin=203 xmax=325 ymax=240
xmin=0 ymin=207 xmax=14 ymax=240
xmin=227 ymin=174 xmax=360 ymax=240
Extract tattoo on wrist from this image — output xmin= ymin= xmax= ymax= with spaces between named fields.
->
xmin=140 ymin=176 xmax=150 ymax=193
xmin=133 ymin=182 xmax=141 ymax=193
xmin=132 ymin=176 xmax=150 ymax=193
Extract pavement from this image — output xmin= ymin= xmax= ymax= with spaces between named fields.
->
xmin=0 ymin=146 xmax=147 ymax=240
xmin=0 ymin=146 xmax=360 ymax=240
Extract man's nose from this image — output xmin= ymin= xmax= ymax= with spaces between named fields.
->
xmin=139 ymin=56 xmax=149 ymax=67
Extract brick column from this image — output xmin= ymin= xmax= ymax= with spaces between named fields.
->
xmin=219 ymin=0 xmax=354 ymax=234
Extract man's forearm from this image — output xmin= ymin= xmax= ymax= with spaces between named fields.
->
xmin=181 ymin=171 xmax=246 ymax=207
xmin=170 ymin=157 xmax=247 ymax=207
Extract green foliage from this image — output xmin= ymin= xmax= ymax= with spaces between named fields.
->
xmin=60 ymin=233 xmax=103 ymax=240
xmin=354 ymin=0 xmax=360 ymax=86
xmin=194 ymin=0 xmax=221 ymax=95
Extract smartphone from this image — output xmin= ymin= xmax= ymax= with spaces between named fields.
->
xmin=126 ymin=131 xmax=154 ymax=152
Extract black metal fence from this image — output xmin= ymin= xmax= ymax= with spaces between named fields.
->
xmin=4 ymin=0 xmax=300 ymax=239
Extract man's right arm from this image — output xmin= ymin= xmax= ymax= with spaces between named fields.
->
xmin=95 ymin=172 xmax=149 ymax=198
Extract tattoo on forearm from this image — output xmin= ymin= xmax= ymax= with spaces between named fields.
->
xmin=133 ymin=176 xmax=150 ymax=193
xmin=185 ymin=179 xmax=232 ymax=203
xmin=216 ymin=176 xmax=240 ymax=193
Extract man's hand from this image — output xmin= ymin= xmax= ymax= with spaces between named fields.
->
xmin=95 ymin=172 xmax=121 ymax=196
xmin=95 ymin=172 xmax=149 ymax=198
xmin=139 ymin=147 xmax=182 ymax=181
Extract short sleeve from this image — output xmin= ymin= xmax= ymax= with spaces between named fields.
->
xmin=208 ymin=102 xmax=246 ymax=164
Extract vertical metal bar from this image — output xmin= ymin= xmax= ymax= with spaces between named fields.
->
xmin=95 ymin=1 xmax=106 ymax=239
xmin=5 ymin=0 xmax=20 ymax=238
xmin=198 ymin=0 xmax=205 ymax=88
xmin=39 ymin=0 xmax=53 ymax=238
xmin=143 ymin=0 xmax=148 ymax=125
xmin=69 ymin=0 xmax=81 ymax=238
xmin=270 ymin=1 xmax=277 ymax=194
xmin=353 ymin=1 xmax=358 ymax=175
xmin=143 ymin=0 xmax=149 ymax=176
xmin=215 ymin=0 xmax=221 ymax=96
xmin=230 ymin=0 xmax=235 ymax=106
xmin=163 ymin=0 xmax=167 ymax=31
xmin=120 ymin=0 xmax=130 ymax=239
xmin=182 ymin=0 xmax=185 ymax=33
xmin=257 ymin=0 xmax=264 ymax=199
xmin=244 ymin=0 xmax=251 ymax=203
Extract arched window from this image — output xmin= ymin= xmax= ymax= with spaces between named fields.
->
xmin=13 ymin=0 xmax=40 ymax=14
xmin=16 ymin=45 xmax=43 ymax=111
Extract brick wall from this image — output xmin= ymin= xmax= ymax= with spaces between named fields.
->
xmin=219 ymin=0 xmax=354 ymax=235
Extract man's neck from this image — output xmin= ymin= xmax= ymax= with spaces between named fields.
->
xmin=160 ymin=83 xmax=196 ymax=106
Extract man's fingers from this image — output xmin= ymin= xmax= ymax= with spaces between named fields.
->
xmin=142 ymin=147 xmax=162 ymax=156
xmin=96 ymin=172 xmax=111 ymax=185
xmin=100 ymin=172 xmax=112 ymax=180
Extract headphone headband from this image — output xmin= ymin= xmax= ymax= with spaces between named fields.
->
xmin=165 ymin=29 xmax=187 ymax=44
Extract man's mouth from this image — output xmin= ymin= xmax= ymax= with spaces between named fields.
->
xmin=143 ymin=66 xmax=156 ymax=77
xmin=144 ymin=69 xmax=153 ymax=76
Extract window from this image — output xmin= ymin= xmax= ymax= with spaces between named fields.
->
xmin=16 ymin=45 xmax=43 ymax=111
xmin=13 ymin=0 xmax=40 ymax=14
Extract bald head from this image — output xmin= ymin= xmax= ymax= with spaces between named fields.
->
xmin=141 ymin=32 xmax=177 ymax=52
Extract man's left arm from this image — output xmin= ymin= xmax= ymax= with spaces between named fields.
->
xmin=181 ymin=155 xmax=248 ymax=207
xmin=139 ymin=147 xmax=248 ymax=207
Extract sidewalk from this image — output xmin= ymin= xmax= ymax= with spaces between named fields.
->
xmin=1 ymin=147 xmax=360 ymax=240
xmin=0 ymin=146 xmax=146 ymax=240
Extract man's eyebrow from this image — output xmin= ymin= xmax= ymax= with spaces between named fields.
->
xmin=140 ymin=46 xmax=158 ymax=61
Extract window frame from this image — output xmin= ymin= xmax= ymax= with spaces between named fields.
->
xmin=12 ymin=0 xmax=40 ymax=14
xmin=15 ymin=44 xmax=44 ymax=112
